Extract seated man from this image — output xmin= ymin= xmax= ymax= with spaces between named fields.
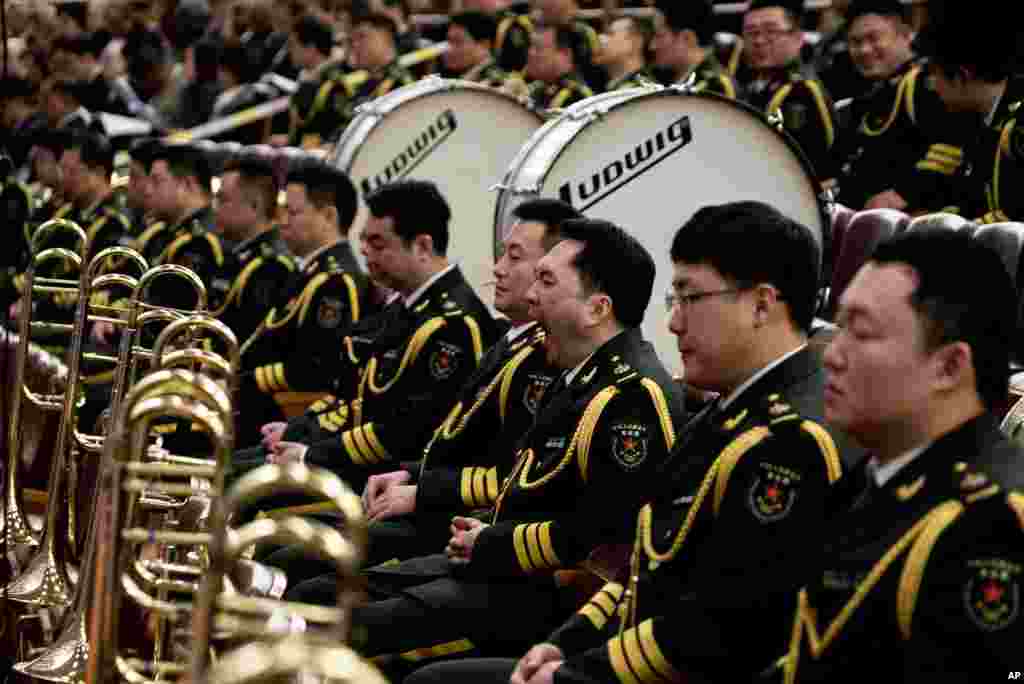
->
xmin=595 ymin=15 xmax=652 ymax=92
xmin=270 ymin=198 xmax=577 ymax=595
xmin=508 ymin=24 xmax=593 ymax=112
xmin=651 ymin=0 xmax=738 ymax=98
xmin=346 ymin=218 xmax=686 ymax=676
xmin=235 ymin=158 xmax=375 ymax=446
xmin=263 ymin=179 xmax=501 ymax=493
xmin=404 ymin=200 xmax=853 ymax=684
xmin=442 ymin=11 xmax=514 ymax=89
xmin=784 ymin=230 xmax=1023 ymax=678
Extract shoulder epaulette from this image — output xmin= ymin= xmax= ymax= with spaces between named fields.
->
xmin=954 ymin=461 xmax=1002 ymax=504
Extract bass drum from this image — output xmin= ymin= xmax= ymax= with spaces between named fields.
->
xmin=329 ymin=78 xmax=545 ymax=304
xmin=495 ymin=85 xmax=829 ymax=374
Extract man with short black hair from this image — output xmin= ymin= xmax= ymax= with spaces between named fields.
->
xmin=404 ymin=200 xmax=849 ymax=684
xmin=529 ymin=0 xmax=602 ymax=91
xmin=343 ymin=217 xmax=685 ymax=679
xmin=235 ymin=158 xmax=374 ymax=444
xmin=914 ymin=0 xmax=1024 ymax=223
xmin=594 ymin=16 xmax=651 ymax=92
xmin=286 ymin=14 xmax=350 ymax=148
xmin=651 ymin=0 xmax=737 ymax=98
xmin=267 ymin=179 xmax=500 ymax=489
xmin=461 ymin=0 xmax=533 ymax=74
xmin=784 ymin=229 xmax=1024 ymax=679
xmin=443 ymin=11 xmax=511 ymax=88
xmin=516 ymin=23 xmax=593 ymax=111
xmin=741 ymin=0 xmax=838 ymax=182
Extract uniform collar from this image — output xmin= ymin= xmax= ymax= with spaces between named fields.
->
xmin=298 ymin=238 xmax=346 ymax=269
xmin=719 ymin=343 xmax=808 ymax=412
xmin=405 ymin=263 xmax=457 ymax=308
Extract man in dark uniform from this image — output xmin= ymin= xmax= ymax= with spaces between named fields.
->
xmin=339 ymin=218 xmax=685 ymax=678
xmin=594 ymin=16 xmax=652 ymax=92
xmin=463 ymin=0 xmax=532 ymax=74
xmin=315 ymin=12 xmax=416 ymax=149
xmin=780 ymin=230 xmax=1024 ymax=680
xmin=269 ymin=198 xmax=577 ymax=597
xmin=650 ymin=0 xmax=737 ymax=99
xmin=286 ymin=14 xmax=350 ymax=149
xmin=513 ymin=24 xmax=593 ymax=113
xmin=914 ymin=2 xmax=1024 ymax=223
xmin=529 ymin=0 xmax=602 ymax=92
xmin=741 ymin=0 xmax=838 ymax=183
xmin=266 ymin=179 xmax=500 ymax=490
xmin=442 ymin=11 xmax=514 ymax=89
xmin=835 ymin=0 xmax=963 ymax=213
xmin=403 ymin=200 xmax=850 ymax=684
xmin=235 ymin=159 xmax=373 ymax=446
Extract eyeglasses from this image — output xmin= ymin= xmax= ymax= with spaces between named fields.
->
xmin=664 ymin=288 xmax=746 ymax=313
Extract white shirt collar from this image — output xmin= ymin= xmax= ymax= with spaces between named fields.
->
xmin=563 ymin=349 xmax=598 ymax=387
xmin=506 ymin=321 xmax=535 ymax=342
xmin=719 ymin=344 xmax=807 ymax=412
xmin=405 ymin=263 xmax=456 ymax=309
xmin=869 ymin=444 xmax=930 ymax=487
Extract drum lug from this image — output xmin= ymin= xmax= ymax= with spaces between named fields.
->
xmin=767 ymin=108 xmax=785 ymax=132
xmin=565 ymin=108 xmax=606 ymax=124
xmin=352 ymin=102 xmax=386 ymax=120
xmin=489 ymin=182 xmax=539 ymax=195
xmin=671 ymin=72 xmax=699 ymax=94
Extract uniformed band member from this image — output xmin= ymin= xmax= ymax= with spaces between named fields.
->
xmin=741 ymin=0 xmax=838 ymax=183
xmin=914 ymin=1 xmax=1024 ymax=223
xmin=344 ymin=218 xmax=685 ymax=678
xmin=270 ymin=198 xmax=577 ymax=599
xmin=443 ymin=11 xmax=513 ymax=89
xmin=594 ymin=16 xmax=652 ymax=92
xmin=529 ymin=0 xmax=602 ymax=92
xmin=514 ymin=24 xmax=594 ymax=112
xmin=199 ymin=152 xmax=296 ymax=349
xmin=286 ymin=14 xmax=349 ymax=149
xmin=462 ymin=0 xmax=532 ymax=74
xmin=651 ymin=0 xmax=738 ymax=99
xmin=835 ymin=0 xmax=961 ymax=213
xmin=404 ymin=200 xmax=849 ymax=684
xmin=268 ymin=179 xmax=500 ymax=491
xmin=314 ymin=11 xmax=416 ymax=148
xmin=785 ymin=230 xmax=1024 ymax=680
xmin=235 ymin=159 xmax=373 ymax=446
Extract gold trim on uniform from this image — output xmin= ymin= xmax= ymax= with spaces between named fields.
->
xmin=608 ymin=619 xmax=682 ymax=684
xmin=581 ymin=581 xmax=625 ymax=629
xmin=512 ymin=521 xmax=562 ymax=572
xmin=916 ymin=143 xmax=963 ymax=175
xmin=398 ymin=638 xmax=475 ymax=662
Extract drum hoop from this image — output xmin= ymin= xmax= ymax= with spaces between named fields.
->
xmin=329 ymin=77 xmax=543 ymax=174
xmin=494 ymin=87 xmax=830 ymax=252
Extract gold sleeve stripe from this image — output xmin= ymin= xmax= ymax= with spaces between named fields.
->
xmin=472 ymin=467 xmax=486 ymax=506
xmin=766 ymin=83 xmax=794 ymax=120
xmin=719 ymin=74 xmax=736 ymax=101
xmin=273 ymin=362 xmax=289 ymax=392
xmin=484 ymin=467 xmax=499 ymax=503
xmin=916 ymin=160 xmax=959 ymax=175
xmin=1008 ymin=492 xmax=1024 ymax=529
xmin=580 ymin=603 xmax=608 ymax=629
xmin=803 ymin=79 xmax=835 ymax=148
xmin=513 ymin=523 xmax=534 ymax=572
xmin=800 ymin=421 xmax=843 ymax=483
xmin=931 ymin=143 xmax=963 ymax=159
xmin=460 ymin=468 xmax=476 ymax=507
xmin=364 ymin=423 xmax=389 ymax=461
xmin=255 ymin=366 xmax=271 ymax=393
xmin=342 ymin=430 xmax=369 ymax=465
xmin=713 ymin=427 xmax=773 ymax=517
xmin=537 ymin=521 xmax=560 ymax=567
xmin=398 ymin=638 xmax=474 ymax=663
xmin=610 ymin=620 xmax=681 ymax=684
xmin=591 ymin=590 xmax=618 ymax=617
xmin=923 ymin=148 xmax=962 ymax=166
xmin=905 ymin=65 xmax=920 ymax=125
xmin=608 ymin=632 xmax=642 ymax=684
xmin=896 ymin=500 xmax=965 ymax=639
xmin=641 ymin=378 xmax=677 ymax=450
xmin=343 ymin=273 xmax=360 ymax=323
xmin=352 ymin=425 xmax=380 ymax=464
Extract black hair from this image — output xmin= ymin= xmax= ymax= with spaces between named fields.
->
xmin=846 ymin=0 xmax=908 ymax=25
xmin=670 ymin=201 xmax=820 ymax=332
xmin=365 ymin=179 xmax=451 ymax=256
xmin=870 ymin=230 xmax=1016 ymax=411
xmin=222 ymin=152 xmax=279 ymax=220
xmin=511 ymin=198 xmax=581 ymax=251
xmin=152 ymin=143 xmax=214 ymax=193
xmin=351 ymin=11 xmax=400 ymax=41
xmin=746 ymin=0 xmax=803 ymax=29
xmin=129 ymin=136 xmax=163 ymax=172
xmin=450 ymin=11 xmax=499 ymax=44
xmin=286 ymin=159 xmax=358 ymax=232
xmin=66 ymin=129 xmax=115 ymax=176
xmin=55 ymin=0 xmax=89 ymax=30
xmin=558 ymin=217 xmax=656 ymax=329
xmin=913 ymin=0 xmax=1021 ymax=83
xmin=656 ymin=0 xmax=714 ymax=45
xmin=294 ymin=14 xmax=336 ymax=55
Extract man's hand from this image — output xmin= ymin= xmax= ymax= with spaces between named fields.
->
xmin=91 ymin=320 xmax=117 ymax=346
xmin=9 ymin=297 xmax=25 ymax=321
xmin=445 ymin=516 xmax=488 ymax=565
xmin=367 ymin=484 xmax=417 ymax=522
xmin=260 ymin=422 xmax=288 ymax=451
xmin=268 ymin=441 xmax=308 ymax=465
xmin=362 ymin=470 xmax=411 ymax=510
xmin=864 ymin=189 xmax=909 ymax=211
xmin=510 ymin=643 xmax=564 ymax=684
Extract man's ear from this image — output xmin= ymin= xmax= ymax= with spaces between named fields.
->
xmin=933 ymin=340 xmax=973 ymax=392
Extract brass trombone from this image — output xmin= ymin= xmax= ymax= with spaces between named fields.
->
xmin=3 ymin=218 xmax=87 ymax=560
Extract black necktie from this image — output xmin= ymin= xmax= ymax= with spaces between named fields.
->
xmin=849 ymin=464 xmax=879 ymax=512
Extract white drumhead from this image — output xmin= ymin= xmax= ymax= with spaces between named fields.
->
xmin=330 ymin=79 xmax=544 ymax=308
xmin=496 ymin=88 xmax=826 ymax=374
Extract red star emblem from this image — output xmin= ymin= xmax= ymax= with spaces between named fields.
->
xmin=437 ymin=353 xmax=449 ymax=368
xmin=765 ymin=485 xmax=781 ymax=501
xmin=982 ymin=580 xmax=1004 ymax=604
xmin=622 ymin=437 xmax=635 ymax=451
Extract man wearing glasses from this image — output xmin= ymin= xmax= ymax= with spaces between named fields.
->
xmin=402 ymin=200 xmax=859 ymax=684
xmin=740 ymin=0 xmax=838 ymax=184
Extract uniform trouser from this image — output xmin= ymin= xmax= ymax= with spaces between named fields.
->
xmin=352 ymin=554 xmax=577 ymax=659
xmin=275 ymin=514 xmax=453 ymax=603
xmin=402 ymin=658 xmax=517 ymax=684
